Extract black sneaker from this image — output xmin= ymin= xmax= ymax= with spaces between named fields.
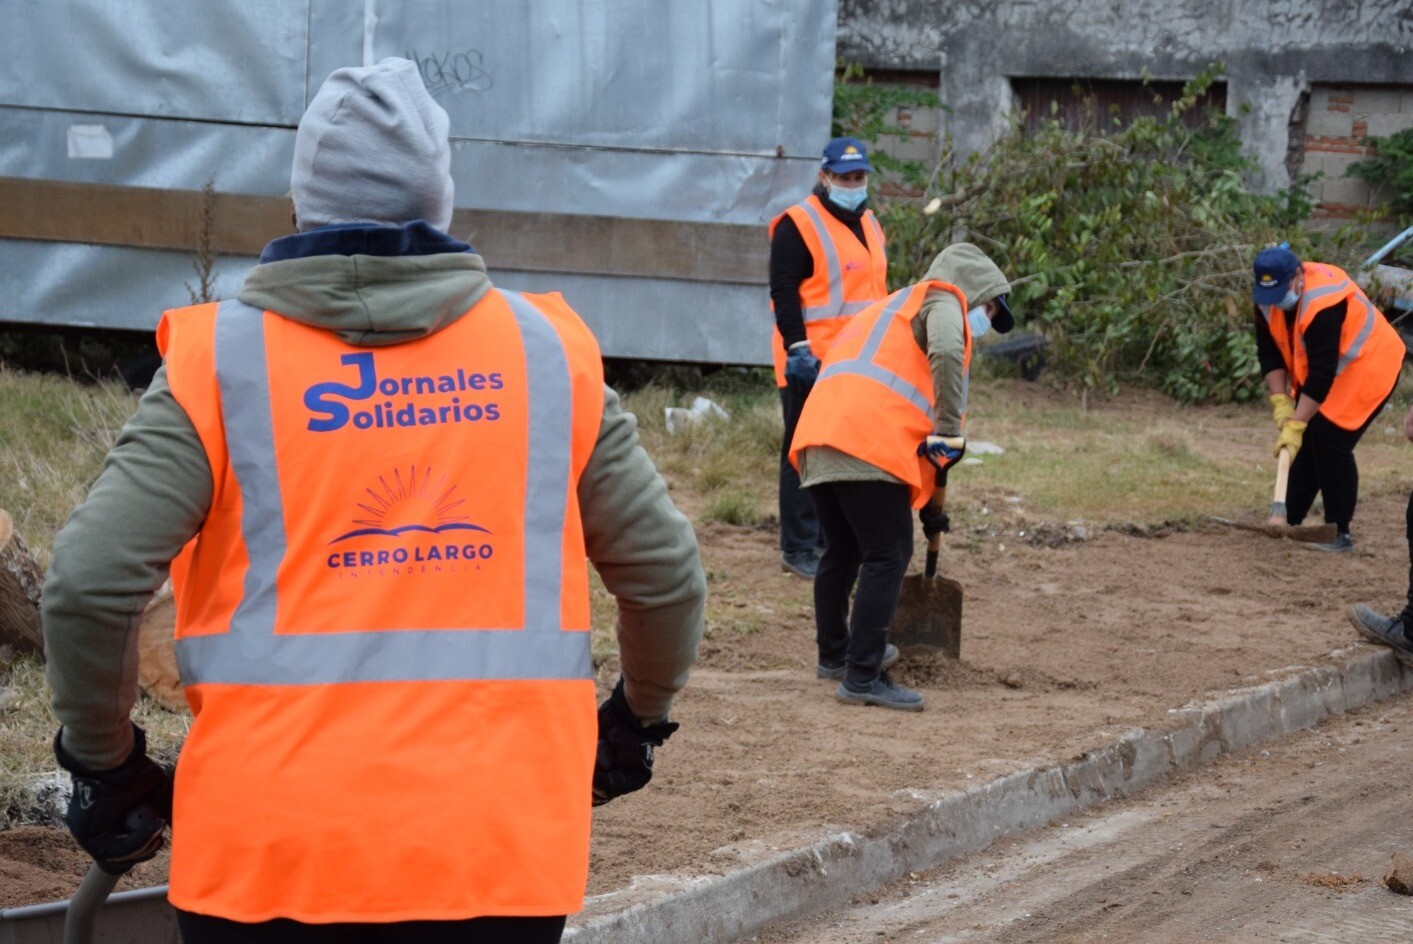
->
xmin=1310 ymin=532 xmax=1355 ymax=553
xmin=835 ymin=671 xmax=925 ymax=711
xmin=1349 ymin=604 xmax=1413 ymax=668
xmin=816 ymin=643 xmax=900 ymax=680
xmin=781 ymin=551 xmax=819 ymax=579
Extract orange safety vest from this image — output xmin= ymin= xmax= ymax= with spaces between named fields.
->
xmin=156 ymin=289 xmax=604 ymax=923
xmin=1260 ymin=262 xmax=1403 ymax=430
xmin=768 ymin=193 xmax=888 ymax=387
xmin=789 ymin=280 xmax=970 ymax=509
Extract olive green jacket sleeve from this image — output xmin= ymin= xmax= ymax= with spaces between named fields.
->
xmin=43 ymin=367 xmax=212 ymax=769
xmin=45 ymin=374 xmax=702 ymax=768
xmin=579 ymin=385 xmax=704 ymax=723
xmin=916 ymin=291 xmax=968 ymax=437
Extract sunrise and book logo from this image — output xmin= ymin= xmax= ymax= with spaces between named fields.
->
xmin=325 ymin=467 xmax=494 ymax=571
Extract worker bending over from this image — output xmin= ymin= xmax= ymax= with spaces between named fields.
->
xmin=791 ymin=244 xmax=1013 ymax=711
xmin=1252 ymin=244 xmax=1402 ymax=552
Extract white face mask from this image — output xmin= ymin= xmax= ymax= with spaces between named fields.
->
xmin=826 ymin=183 xmax=868 ymax=212
xmin=967 ymin=305 xmax=991 ymax=339
xmin=1279 ymin=288 xmax=1300 ymax=310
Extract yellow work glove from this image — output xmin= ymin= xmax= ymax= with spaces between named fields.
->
xmin=1274 ymin=419 xmax=1306 ymax=458
xmin=1269 ymin=393 xmax=1295 ymax=430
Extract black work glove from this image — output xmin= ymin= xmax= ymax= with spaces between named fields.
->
xmin=54 ymin=724 xmax=173 ymax=875
xmin=592 ymin=679 xmax=679 ymax=807
xmin=919 ymin=505 xmax=951 ymax=539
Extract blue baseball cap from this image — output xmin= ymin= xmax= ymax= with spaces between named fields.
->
xmin=821 ymin=137 xmax=873 ymax=174
xmin=1253 ymin=245 xmax=1301 ymax=306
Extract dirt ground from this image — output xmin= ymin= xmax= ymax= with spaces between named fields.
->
xmin=4 ymin=390 xmax=1412 ymax=916
xmin=755 ymin=691 xmax=1413 ymax=943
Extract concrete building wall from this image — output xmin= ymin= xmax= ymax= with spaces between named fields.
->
xmin=838 ymin=1 xmax=1413 ymax=197
xmin=1302 ymin=85 xmax=1413 ymax=215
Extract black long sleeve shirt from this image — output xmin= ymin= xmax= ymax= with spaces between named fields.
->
xmin=769 ymin=184 xmax=870 ymax=353
xmin=1253 ymin=299 xmax=1347 ymax=403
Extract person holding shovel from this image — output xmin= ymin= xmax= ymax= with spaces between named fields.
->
xmin=769 ymin=137 xmax=889 ymax=579
xmin=42 ymin=58 xmax=704 ymax=944
xmin=1252 ymin=244 xmax=1403 ymax=552
xmin=790 ymin=243 xmax=1013 ymax=711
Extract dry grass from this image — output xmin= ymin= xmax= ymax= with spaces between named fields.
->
xmin=955 ymin=377 xmax=1413 ymax=528
xmin=628 ymin=384 xmax=780 ymax=527
xmin=5 ymin=364 xmax=1413 ymax=819
xmin=0 ymin=367 xmax=138 ymax=568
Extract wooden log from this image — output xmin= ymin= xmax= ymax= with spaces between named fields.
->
xmin=138 ymin=584 xmax=187 ymax=712
xmin=0 ymin=510 xmax=44 ymax=655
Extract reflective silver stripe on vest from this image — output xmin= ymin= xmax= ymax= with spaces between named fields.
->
xmin=176 ymin=296 xmax=592 ymax=686
xmin=816 ymin=291 xmax=933 ymax=416
xmin=865 ymin=212 xmax=884 ymax=248
xmin=1291 ymin=278 xmax=1353 ymax=366
xmin=1296 ymin=278 xmax=1351 ymax=322
xmin=1336 ymin=292 xmax=1377 ymax=375
xmin=797 ymin=200 xmax=844 ymax=323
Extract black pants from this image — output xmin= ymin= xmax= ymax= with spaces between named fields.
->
xmin=176 ymin=910 xmax=566 ymax=944
xmin=778 ymin=378 xmax=820 ymax=555
xmin=809 ymin=480 xmax=914 ymax=685
xmin=1285 ymin=401 xmax=1387 ymax=533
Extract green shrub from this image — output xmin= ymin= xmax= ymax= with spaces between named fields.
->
xmin=1347 ymin=127 xmax=1413 ymax=217
xmin=833 ymin=61 xmax=943 ymax=190
xmin=838 ymin=64 xmax=1363 ymax=403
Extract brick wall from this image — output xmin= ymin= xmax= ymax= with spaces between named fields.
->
xmin=1301 ymin=85 xmax=1413 ymax=218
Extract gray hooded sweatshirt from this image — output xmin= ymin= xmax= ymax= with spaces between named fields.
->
xmin=798 ymin=242 xmax=1011 ymax=487
xmin=44 ymin=247 xmax=706 ymax=769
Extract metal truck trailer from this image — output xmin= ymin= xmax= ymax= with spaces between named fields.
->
xmin=0 ymin=0 xmax=838 ymax=366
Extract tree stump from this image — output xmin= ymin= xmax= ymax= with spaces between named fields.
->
xmin=0 ymin=510 xmax=44 ymax=655
xmin=138 ymin=584 xmax=187 ymax=712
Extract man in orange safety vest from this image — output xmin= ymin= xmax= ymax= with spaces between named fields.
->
xmin=43 ymin=57 xmax=704 ymax=944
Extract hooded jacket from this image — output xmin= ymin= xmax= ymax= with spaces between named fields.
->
xmin=44 ymin=222 xmax=706 ymax=768
xmin=798 ymin=243 xmax=1010 ymax=488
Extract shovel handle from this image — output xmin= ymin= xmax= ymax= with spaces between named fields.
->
xmin=64 ymin=804 xmax=166 ymax=944
xmin=1268 ymin=446 xmax=1292 ymax=523
xmin=64 ymin=864 xmax=123 ymax=944
xmin=924 ymin=486 xmax=947 ymax=578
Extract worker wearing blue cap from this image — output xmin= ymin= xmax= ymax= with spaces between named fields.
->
xmin=768 ymin=137 xmax=890 ymax=579
xmin=1251 ymin=244 xmax=1403 ymax=552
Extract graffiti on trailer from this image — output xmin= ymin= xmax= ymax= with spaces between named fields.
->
xmin=405 ymin=47 xmax=494 ymax=96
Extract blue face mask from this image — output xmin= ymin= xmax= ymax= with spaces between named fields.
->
xmin=1279 ymin=288 xmax=1300 ymax=310
xmin=967 ymin=305 xmax=991 ymax=339
xmin=827 ymin=184 xmax=868 ymax=212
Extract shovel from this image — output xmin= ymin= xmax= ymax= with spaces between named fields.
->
xmin=893 ymin=486 xmax=962 ymax=657
xmin=63 ymin=805 xmax=166 ymax=944
xmin=1210 ymin=446 xmax=1337 ymax=543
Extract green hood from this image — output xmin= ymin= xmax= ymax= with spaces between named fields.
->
xmin=923 ymin=243 xmax=1010 ymax=309
xmin=238 ymin=252 xmax=493 ymax=347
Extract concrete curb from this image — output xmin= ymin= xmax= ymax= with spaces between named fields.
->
xmin=564 ymin=646 xmax=1412 ymax=944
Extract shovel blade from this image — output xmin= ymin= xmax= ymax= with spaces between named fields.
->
xmin=893 ymin=573 xmax=962 ymax=657
xmin=1209 ymin=516 xmax=1337 ymax=544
